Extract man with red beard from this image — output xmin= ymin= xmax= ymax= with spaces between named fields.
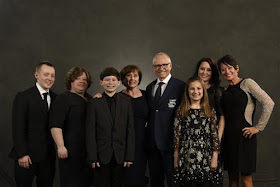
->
xmin=9 ymin=61 xmax=56 ymax=187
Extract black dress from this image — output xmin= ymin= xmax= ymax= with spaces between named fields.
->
xmin=221 ymin=79 xmax=257 ymax=173
xmin=49 ymin=91 xmax=92 ymax=187
xmin=207 ymin=86 xmax=223 ymax=119
xmin=121 ymin=90 xmax=149 ymax=186
xmin=207 ymin=86 xmax=224 ymax=186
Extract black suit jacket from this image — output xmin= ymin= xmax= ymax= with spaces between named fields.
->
xmin=146 ymin=76 xmax=185 ymax=152
xmin=86 ymin=93 xmax=135 ymax=165
xmin=9 ymin=86 xmax=56 ymax=162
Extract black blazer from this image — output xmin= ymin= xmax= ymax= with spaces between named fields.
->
xmin=9 ymin=86 xmax=56 ymax=162
xmin=146 ymin=77 xmax=185 ymax=152
xmin=86 ymin=93 xmax=135 ymax=165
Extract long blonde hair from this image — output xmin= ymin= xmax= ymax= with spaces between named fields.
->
xmin=178 ymin=76 xmax=212 ymax=118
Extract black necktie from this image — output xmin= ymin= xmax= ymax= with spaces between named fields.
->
xmin=108 ymin=96 xmax=116 ymax=122
xmin=43 ymin=92 xmax=49 ymax=110
xmin=154 ymin=82 xmax=164 ymax=108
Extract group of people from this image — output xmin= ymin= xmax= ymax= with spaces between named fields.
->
xmin=9 ymin=52 xmax=274 ymax=187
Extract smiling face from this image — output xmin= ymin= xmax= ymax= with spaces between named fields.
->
xmin=124 ymin=70 xmax=139 ymax=89
xmin=198 ymin=61 xmax=212 ymax=84
xmin=100 ymin=75 xmax=120 ymax=95
xmin=220 ymin=63 xmax=239 ymax=82
xmin=70 ymin=72 xmax=88 ymax=95
xmin=188 ymin=80 xmax=203 ymax=103
xmin=35 ymin=64 xmax=55 ymax=90
xmin=152 ymin=54 xmax=172 ymax=81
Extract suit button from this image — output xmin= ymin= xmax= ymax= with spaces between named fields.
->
xmin=156 ymin=110 xmax=158 ymax=112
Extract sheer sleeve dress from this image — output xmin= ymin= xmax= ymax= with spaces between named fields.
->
xmin=221 ymin=78 xmax=274 ymax=173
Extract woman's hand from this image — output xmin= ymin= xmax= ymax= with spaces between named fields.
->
xmin=210 ymin=151 xmax=218 ymax=171
xmin=174 ymin=150 xmax=179 ymax=168
xmin=242 ymin=127 xmax=259 ymax=139
xmin=93 ymin=93 xmax=102 ymax=98
xmin=57 ymin=146 xmax=68 ymax=159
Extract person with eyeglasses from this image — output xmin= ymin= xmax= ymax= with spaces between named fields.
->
xmin=146 ymin=52 xmax=185 ymax=187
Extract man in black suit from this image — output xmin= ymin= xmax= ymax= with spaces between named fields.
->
xmin=146 ymin=52 xmax=185 ymax=187
xmin=9 ymin=62 xmax=56 ymax=187
xmin=86 ymin=67 xmax=135 ymax=187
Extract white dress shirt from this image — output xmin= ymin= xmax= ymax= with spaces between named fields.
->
xmin=153 ymin=74 xmax=172 ymax=97
xmin=36 ymin=82 xmax=51 ymax=109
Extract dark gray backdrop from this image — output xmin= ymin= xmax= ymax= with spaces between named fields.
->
xmin=1 ymin=0 xmax=279 ymax=186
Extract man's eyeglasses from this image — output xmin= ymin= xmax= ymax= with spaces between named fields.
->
xmin=153 ymin=63 xmax=170 ymax=69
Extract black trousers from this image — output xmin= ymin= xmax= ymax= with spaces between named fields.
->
xmin=148 ymin=146 xmax=173 ymax=187
xmin=95 ymin=156 xmax=125 ymax=187
xmin=14 ymin=158 xmax=55 ymax=187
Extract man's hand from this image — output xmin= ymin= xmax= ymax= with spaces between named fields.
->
xmin=57 ymin=146 xmax=68 ymax=159
xmin=18 ymin=155 xmax=32 ymax=169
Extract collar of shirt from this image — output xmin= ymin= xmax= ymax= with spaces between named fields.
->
xmin=36 ymin=82 xmax=50 ymax=98
xmin=153 ymin=74 xmax=172 ymax=96
xmin=156 ymin=73 xmax=172 ymax=85
xmin=103 ymin=92 xmax=116 ymax=101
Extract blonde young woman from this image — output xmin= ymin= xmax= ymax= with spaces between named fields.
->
xmin=174 ymin=76 xmax=220 ymax=187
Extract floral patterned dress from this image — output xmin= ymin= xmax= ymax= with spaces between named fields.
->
xmin=174 ymin=109 xmax=220 ymax=186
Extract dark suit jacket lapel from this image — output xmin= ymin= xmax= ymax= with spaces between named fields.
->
xmin=49 ymin=90 xmax=55 ymax=108
xmin=101 ymin=96 xmax=113 ymax=125
xmin=158 ymin=77 xmax=175 ymax=107
xmin=148 ymin=80 xmax=157 ymax=109
xmin=32 ymin=86 xmax=48 ymax=118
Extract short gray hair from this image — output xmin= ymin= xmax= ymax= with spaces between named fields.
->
xmin=152 ymin=52 xmax=171 ymax=65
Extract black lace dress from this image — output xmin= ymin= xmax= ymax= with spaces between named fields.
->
xmin=174 ymin=109 xmax=220 ymax=187
xmin=207 ymin=86 xmax=224 ymax=186
xmin=207 ymin=86 xmax=223 ymax=119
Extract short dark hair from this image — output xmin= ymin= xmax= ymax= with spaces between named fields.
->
xmin=35 ymin=61 xmax=54 ymax=72
xmin=65 ymin=67 xmax=92 ymax=90
xmin=120 ymin=65 xmax=142 ymax=86
xmin=193 ymin=57 xmax=220 ymax=86
xmin=100 ymin=67 xmax=120 ymax=80
xmin=217 ymin=54 xmax=238 ymax=72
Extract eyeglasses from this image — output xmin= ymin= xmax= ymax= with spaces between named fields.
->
xmin=153 ymin=63 xmax=170 ymax=69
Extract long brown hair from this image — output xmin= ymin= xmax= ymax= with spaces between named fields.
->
xmin=178 ymin=76 xmax=212 ymax=118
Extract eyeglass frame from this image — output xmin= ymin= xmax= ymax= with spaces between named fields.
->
xmin=152 ymin=63 xmax=171 ymax=69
